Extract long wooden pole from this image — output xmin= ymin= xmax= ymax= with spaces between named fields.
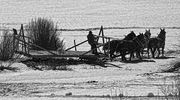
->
xmin=82 ymin=44 xmax=105 ymax=55
xmin=65 ymin=40 xmax=88 ymax=51
xmin=94 ymin=35 xmax=119 ymax=40
xmin=15 ymin=36 xmax=58 ymax=56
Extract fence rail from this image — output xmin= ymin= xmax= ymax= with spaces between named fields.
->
xmin=1 ymin=26 xmax=180 ymax=32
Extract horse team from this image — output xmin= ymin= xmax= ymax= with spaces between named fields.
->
xmin=103 ymin=28 xmax=166 ymax=61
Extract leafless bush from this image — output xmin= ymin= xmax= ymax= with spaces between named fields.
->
xmin=159 ymin=77 xmax=180 ymax=100
xmin=26 ymin=17 xmax=65 ymax=51
xmin=0 ymin=30 xmax=14 ymax=61
xmin=174 ymin=75 xmax=180 ymax=99
xmin=161 ymin=59 xmax=180 ymax=72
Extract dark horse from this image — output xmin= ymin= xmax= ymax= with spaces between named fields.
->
xmin=116 ymin=33 xmax=146 ymax=61
xmin=147 ymin=28 xmax=166 ymax=58
xmin=103 ymin=31 xmax=136 ymax=59
xmin=141 ymin=29 xmax=151 ymax=57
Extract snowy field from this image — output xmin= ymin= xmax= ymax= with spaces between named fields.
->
xmin=0 ymin=0 xmax=180 ymax=100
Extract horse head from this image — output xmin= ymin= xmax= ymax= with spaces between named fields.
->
xmin=158 ymin=28 xmax=166 ymax=41
xmin=124 ymin=31 xmax=136 ymax=40
xmin=144 ymin=29 xmax=151 ymax=39
xmin=136 ymin=33 xmax=146 ymax=47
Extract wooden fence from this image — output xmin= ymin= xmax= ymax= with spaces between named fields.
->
xmin=11 ymin=25 xmax=112 ymax=59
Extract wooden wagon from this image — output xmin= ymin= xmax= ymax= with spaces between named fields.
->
xmin=13 ymin=25 xmax=119 ymax=67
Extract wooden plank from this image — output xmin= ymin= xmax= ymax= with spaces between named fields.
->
xmin=94 ymin=35 xmax=120 ymax=40
xmin=29 ymin=50 xmax=92 ymax=56
xmin=16 ymin=50 xmax=96 ymax=58
xmin=15 ymin=51 xmax=32 ymax=57
xmin=16 ymin=51 xmax=97 ymax=60
xmin=30 ymin=54 xmax=96 ymax=58
xmin=104 ymin=62 xmax=122 ymax=68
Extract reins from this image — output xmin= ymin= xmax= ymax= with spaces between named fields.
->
xmin=133 ymin=36 xmax=144 ymax=48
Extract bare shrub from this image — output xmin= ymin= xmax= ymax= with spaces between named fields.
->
xmin=147 ymin=92 xmax=154 ymax=97
xmin=26 ymin=17 xmax=65 ymax=51
xmin=0 ymin=63 xmax=18 ymax=72
xmin=0 ymin=30 xmax=14 ymax=61
xmin=65 ymin=92 xmax=72 ymax=96
xmin=162 ymin=59 xmax=180 ymax=72
xmin=174 ymin=75 xmax=180 ymax=99
xmin=118 ymin=93 xmax=124 ymax=97
xmin=159 ymin=77 xmax=180 ymax=100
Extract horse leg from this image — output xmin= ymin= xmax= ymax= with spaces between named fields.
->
xmin=129 ymin=52 xmax=133 ymax=61
xmin=109 ymin=50 xmax=113 ymax=60
xmin=121 ymin=51 xmax=126 ymax=61
xmin=123 ymin=55 xmax=127 ymax=61
xmin=141 ymin=50 xmax=143 ymax=57
xmin=147 ymin=47 xmax=151 ymax=58
xmin=138 ymin=51 xmax=142 ymax=60
xmin=120 ymin=51 xmax=124 ymax=61
xmin=154 ymin=47 xmax=158 ymax=58
xmin=157 ymin=48 xmax=160 ymax=58
xmin=147 ymin=48 xmax=150 ymax=58
xmin=121 ymin=53 xmax=125 ymax=61
xmin=162 ymin=46 xmax=165 ymax=57
xmin=109 ymin=49 xmax=115 ymax=61
xmin=131 ymin=53 xmax=135 ymax=58
xmin=140 ymin=48 xmax=144 ymax=57
xmin=150 ymin=48 xmax=155 ymax=58
xmin=135 ymin=50 xmax=141 ymax=60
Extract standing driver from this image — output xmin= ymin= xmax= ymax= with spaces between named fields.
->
xmin=87 ymin=31 xmax=98 ymax=55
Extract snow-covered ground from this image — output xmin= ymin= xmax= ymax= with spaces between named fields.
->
xmin=0 ymin=52 xmax=179 ymax=100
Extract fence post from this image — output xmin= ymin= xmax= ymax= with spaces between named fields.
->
xmin=101 ymin=26 xmax=105 ymax=44
xmin=108 ymin=38 xmax=110 ymax=58
xmin=21 ymin=24 xmax=27 ymax=53
xmin=27 ymin=38 xmax=30 ymax=54
xmin=97 ymin=26 xmax=103 ymax=42
xmin=12 ymin=31 xmax=16 ymax=55
xmin=74 ymin=40 xmax=77 ymax=51
xmin=101 ymin=26 xmax=105 ymax=54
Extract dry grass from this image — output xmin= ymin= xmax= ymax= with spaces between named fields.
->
xmin=26 ymin=17 xmax=65 ymax=51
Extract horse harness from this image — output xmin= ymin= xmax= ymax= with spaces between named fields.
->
xmin=133 ymin=36 xmax=145 ymax=49
xmin=116 ymin=36 xmax=144 ymax=52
